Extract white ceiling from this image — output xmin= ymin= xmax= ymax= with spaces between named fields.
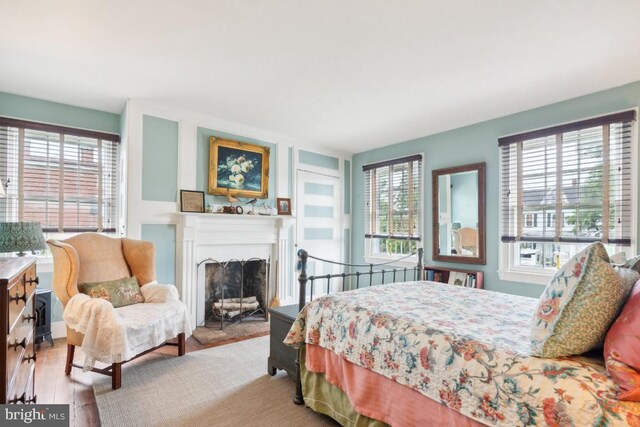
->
xmin=2 ymin=1 xmax=640 ymax=154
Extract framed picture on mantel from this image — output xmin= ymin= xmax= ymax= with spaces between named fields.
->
xmin=277 ymin=198 xmax=291 ymax=215
xmin=180 ymin=190 xmax=205 ymax=213
xmin=209 ymin=137 xmax=270 ymax=199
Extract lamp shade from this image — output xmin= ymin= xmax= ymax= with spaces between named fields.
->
xmin=0 ymin=222 xmax=47 ymax=256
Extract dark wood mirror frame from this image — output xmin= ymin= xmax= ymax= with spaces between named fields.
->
xmin=432 ymin=162 xmax=486 ymax=265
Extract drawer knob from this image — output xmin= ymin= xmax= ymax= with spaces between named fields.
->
xmin=25 ymin=395 xmax=37 ymax=404
xmin=23 ymin=353 xmax=36 ymax=363
xmin=26 ymin=276 xmax=39 ymax=286
xmin=22 ymin=314 xmax=36 ymax=323
xmin=9 ymin=292 xmax=26 ymax=304
xmin=9 ymin=337 xmax=26 ymax=351
xmin=8 ymin=392 xmax=25 ymax=404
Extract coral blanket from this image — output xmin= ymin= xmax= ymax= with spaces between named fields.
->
xmin=306 ymin=343 xmax=483 ymax=426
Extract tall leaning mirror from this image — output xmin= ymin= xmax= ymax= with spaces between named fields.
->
xmin=432 ymin=162 xmax=486 ymax=264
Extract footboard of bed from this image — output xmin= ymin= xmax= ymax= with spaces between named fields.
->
xmin=293 ymin=248 xmax=424 ymax=406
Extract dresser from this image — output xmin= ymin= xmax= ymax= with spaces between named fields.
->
xmin=0 ymin=257 xmax=38 ymax=404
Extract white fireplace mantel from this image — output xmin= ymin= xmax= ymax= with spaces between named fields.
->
xmin=177 ymin=212 xmax=294 ymax=326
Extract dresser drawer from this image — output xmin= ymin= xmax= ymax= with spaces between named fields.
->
xmin=7 ymin=339 xmax=36 ymax=399
xmin=23 ymin=265 xmax=37 ymax=304
xmin=7 ymin=267 xmax=37 ymax=332
xmin=7 ymin=279 xmax=26 ymax=332
xmin=6 ymin=324 xmax=34 ymax=390
xmin=7 ymin=359 xmax=35 ymax=405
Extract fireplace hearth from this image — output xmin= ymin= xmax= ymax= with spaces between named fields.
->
xmin=203 ymin=258 xmax=269 ymax=329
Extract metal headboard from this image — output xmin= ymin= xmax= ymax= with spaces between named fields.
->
xmin=296 ymin=247 xmax=424 ymax=312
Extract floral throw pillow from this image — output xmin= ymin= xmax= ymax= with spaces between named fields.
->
xmin=79 ymin=277 xmax=144 ymax=308
xmin=531 ymin=242 xmax=634 ymax=358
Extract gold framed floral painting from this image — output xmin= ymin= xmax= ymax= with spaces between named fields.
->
xmin=209 ymin=137 xmax=270 ymax=198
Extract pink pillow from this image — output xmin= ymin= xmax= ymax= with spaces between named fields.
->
xmin=604 ymin=280 xmax=640 ymax=401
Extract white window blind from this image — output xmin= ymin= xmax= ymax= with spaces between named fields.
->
xmin=0 ymin=117 xmax=119 ymax=233
xmin=364 ymin=154 xmax=422 ymax=255
xmin=500 ymin=110 xmax=635 ymax=245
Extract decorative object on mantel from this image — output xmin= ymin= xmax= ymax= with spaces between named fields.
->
xmin=257 ymin=201 xmax=275 ymax=216
xmin=217 ymin=188 xmax=243 ymax=214
xmin=277 ymin=198 xmax=291 ymax=215
xmin=209 ymin=137 xmax=270 ymax=199
xmin=0 ymin=222 xmax=46 ymax=256
xmin=221 ymin=205 xmax=244 ymax=214
xmin=226 ymin=188 xmax=240 ymax=204
xmin=180 ymin=190 xmax=205 ymax=213
xmin=246 ymin=198 xmax=258 ymax=215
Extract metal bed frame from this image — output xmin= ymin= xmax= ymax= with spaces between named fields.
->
xmin=293 ymin=247 xmax=424 ymax=404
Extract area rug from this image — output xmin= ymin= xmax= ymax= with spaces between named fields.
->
xmin=191 ymin=320 xmax=270 ymax=346
xmin=93 ymin=336 xmax=335 ymax=426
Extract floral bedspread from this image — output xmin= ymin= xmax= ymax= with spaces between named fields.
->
xmin=284 ymin=281 xmax=640 ymax=426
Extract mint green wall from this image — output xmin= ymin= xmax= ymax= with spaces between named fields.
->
xmin=299 ymin=149 xmax=340 ymax=170
xmin=142 ymin=115 xmax=179 ymax=202
xmin=196 ymin=127 xmax=277 ymax=207
xmin=352 ymin=80 xmax=640 ymax=299
xmin=141 ymin=224 xmax=177 ymax=285
xmin=0 ymin=91 xmax=120 ymax=134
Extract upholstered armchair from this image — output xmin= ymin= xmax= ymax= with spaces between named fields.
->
xmin=48 ymin=233 xmax=191 ymax=389
xmin=452 ymin=227 xmax=478 ymax=256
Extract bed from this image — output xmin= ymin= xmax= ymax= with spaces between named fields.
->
xmin=284 ymin=250 xmax=640 ymax=426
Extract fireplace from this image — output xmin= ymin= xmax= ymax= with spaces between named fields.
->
xmin=179 ymin=213 xmax=294 ymax=327
xmin=203 ymin=258 xmax=269 ymax=329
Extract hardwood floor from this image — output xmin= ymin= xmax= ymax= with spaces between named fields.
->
xmin=35 ymin=333 xmax=253 ymax=427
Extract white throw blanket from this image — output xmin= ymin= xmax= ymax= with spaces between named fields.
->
xmin=64 ymin=284 xmax=192 ymax=371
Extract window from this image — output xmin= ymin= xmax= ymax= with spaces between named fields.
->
xmin=364 ymin=154 xmax=422 ymax=258
xmin=499 ymin=110 xmax=636 ymax=282
xmin=0 ymin=117 xmax=120 ymax=243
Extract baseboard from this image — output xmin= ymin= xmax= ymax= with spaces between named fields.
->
xmin=51 ymin=321 xmax=67 ymax=339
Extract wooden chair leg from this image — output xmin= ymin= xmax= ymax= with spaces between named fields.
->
xmin=65 ymin=344 xmax=75 ymax=375
xmin=112 ymin=363 xmax=122 ymax=390
xmin=177 ymin=332 xmax=186 ymax=356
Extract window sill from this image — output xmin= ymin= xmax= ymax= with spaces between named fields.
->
xmin=363 ymin=255 xmax=419 ymax=269
xmin=497 ymin=269 xmax=552 ymax=286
